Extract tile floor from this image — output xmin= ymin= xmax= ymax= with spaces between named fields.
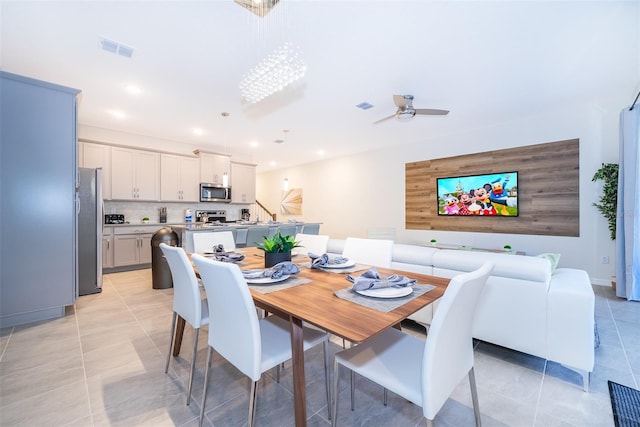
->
xmin=1 ymin=269 xmax=638 ymax=426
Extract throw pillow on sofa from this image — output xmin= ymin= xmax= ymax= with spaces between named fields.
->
xmin=536 ymin=252 xmax=561 ymax=271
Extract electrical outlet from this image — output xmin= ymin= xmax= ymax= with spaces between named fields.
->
xmin=602 ymin=256 xmax=609 ymax=264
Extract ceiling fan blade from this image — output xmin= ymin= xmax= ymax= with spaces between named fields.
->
xmin=414 ymin=108 xmax=449 ymax=116
xmin=373 ymin=113 xmax=396 ymax=124
xmin=393 ymin=94 xmax=410 ymax=108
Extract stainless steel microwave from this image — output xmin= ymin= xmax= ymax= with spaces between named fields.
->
xmin=200 ymin=183 xmax=231 ymax=203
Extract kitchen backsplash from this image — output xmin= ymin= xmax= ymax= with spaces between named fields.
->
xmin=104 ymin=201 xmax=253 ymax=224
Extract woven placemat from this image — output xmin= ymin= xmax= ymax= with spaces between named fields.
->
xmin=609 ymin=380 xmax=640 ymax=427
xmin=303 ymin=262 xmax=371 ymax=274
xmin=334 ymin=284 xmax=436 ymax=313
xmin=249 ymin=277 xmax=311 ymax=294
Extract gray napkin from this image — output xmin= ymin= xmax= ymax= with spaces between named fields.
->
xmin=309 ymin=253 xmax=349 ymax=268
xmin=208 ymin=252 xmax=245 ymax=263
xmin=203 ymin=244 xmax=245 ymax=263
xmin=242 ymin=261 xmax=300 ymax=280
xmin=346 ymin=268 xmax=417 ymax=291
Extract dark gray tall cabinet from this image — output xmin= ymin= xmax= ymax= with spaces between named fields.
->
xmin=1 ymin=71 xmax=81 ymax=327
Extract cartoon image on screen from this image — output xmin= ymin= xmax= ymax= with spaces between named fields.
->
xmin=437 ymin=172 xmax=518 ymax=216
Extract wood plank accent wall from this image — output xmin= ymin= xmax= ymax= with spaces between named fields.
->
xmin=405 ymin=138 xmax=580 ymax=236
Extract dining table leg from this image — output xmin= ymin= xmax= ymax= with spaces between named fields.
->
xmin=172 ymin=315 xmax=186 ymax=357
xmin=290 ymin=315 xmax=307 ymax=427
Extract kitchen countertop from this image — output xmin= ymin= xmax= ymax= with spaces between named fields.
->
xmin=171 ymin=221 xmax=320 ymax=231
xmin=105 ymin=222 xmax=187 ymax=227
xmin=105 ymin=221 xmax=321 ymax=230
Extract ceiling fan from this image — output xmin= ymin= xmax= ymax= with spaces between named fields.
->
xmin=373 ymin=94 xmax=449 ymax=124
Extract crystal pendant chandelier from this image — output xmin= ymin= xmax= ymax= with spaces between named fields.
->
xmin=239 ymin=42 xmax=307 ymax=104
xmin=234 ymin=0 xmax=280 ymax=18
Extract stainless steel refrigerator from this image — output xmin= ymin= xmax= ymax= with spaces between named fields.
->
xmin=77 ymin=167 xmax=103 ymax=295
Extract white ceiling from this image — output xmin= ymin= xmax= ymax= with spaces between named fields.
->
xmin=1 ymin=1 xmax=637 ymax=172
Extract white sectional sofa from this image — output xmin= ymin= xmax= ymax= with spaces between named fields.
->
xmin=327 ymin=238 xmax=595 ymax=390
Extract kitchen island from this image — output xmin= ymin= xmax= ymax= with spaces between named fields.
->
xmin=171 ymin=222 xmax=322 ymax=252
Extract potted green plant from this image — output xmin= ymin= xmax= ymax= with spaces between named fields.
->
xmin=592 ymin=163 xmax=619 ymax=241
xmin=503 ymin=244 xmax=512 ymax=252
xmin=142 ymin=217 xmax=150 ymax=224
xmin=430 ymin=239 xmax=437 ymax=246
xmin=258 ymin=231 xmax=300 ymax=267
xmin=592 ymin=163 xmax=619 ymax=289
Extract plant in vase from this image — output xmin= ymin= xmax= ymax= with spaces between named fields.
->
xmin=592 ymin=162 xmax=619 ymax=289
xmin=257 ymin=232 xmax=300 ymax=268
xmin=430 ymin=239 xmax=437 ymax=246
xmin=142 ymin=217 xmax=150 ymax=224
xmin=503 ymin=244 xmax=512 ymax=252
xmin=592 ymin=163 xmax=618 ymax=241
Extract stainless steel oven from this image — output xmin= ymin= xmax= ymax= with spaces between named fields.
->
xmin=200 ymin=183 xmax=231 ymax=203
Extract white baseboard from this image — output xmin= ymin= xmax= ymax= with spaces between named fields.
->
xmin=591 ymin=278 xmax=613 ymax=287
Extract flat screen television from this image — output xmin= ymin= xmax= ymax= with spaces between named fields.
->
xmin=437 ymin=171 xmax=518 ymax=216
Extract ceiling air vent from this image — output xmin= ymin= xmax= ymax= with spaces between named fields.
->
xmin=356 ymin=102 xmax=374 ymax=110
xmin=100 ymin=37 xmax=135 ymax=58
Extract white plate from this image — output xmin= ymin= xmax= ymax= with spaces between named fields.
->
xmin=245 ymin=274 xmax=291 ymax=285
xmin=321 ymin=259 xmax=356 ymax=269
xmin=356 ymin=286 xmax=413 ymax=298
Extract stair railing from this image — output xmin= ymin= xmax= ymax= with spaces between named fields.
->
xmin=255 ymin=200 xmax=276 ymax=222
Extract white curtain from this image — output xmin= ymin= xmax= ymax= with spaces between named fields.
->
xmin=616 ymin=105 xmax=640 ymax=300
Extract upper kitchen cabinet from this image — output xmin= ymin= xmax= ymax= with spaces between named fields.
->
xmin=78 ymin=141 xmax=112 ymax=199
xmin=111 ymin=147 xmax=160 ymax=201
xmin=230 ymin=162 xmax=256 ymax=204
xmin=197 ymin=150 xmax=230 ymax=185
xmin=160 ymin=154 xmax=200 ymax=202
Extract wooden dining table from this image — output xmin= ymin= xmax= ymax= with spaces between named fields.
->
xmin=173 ymin=248 xmax=449 ymax=427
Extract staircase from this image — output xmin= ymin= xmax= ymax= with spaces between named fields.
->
xmin=255 ymin=200 xmax=276 ymax=222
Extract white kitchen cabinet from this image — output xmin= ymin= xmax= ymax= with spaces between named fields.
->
xmin=102 ymin=226 xmax=114 ymax=268
xmin=111 ymin=147 xmax=160 ymax=200
xmin=230 ymin=162 xmax=256 ymax=204
xmin=160 ymin=154 xmax=200 ymax=202
xmin=79 ymin=141 xmax=112 ymax=200
xmin=113 ymin=234 xmax=153 ymax=266
xmin=199 ymin=151 xmax=230 ymax=185
xmin=112 ymin=226 xmax=159 ymax=267
xmin=113 ymin=235 xmax=138 ymax=266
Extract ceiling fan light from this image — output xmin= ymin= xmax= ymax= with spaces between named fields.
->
xmin=396 ymin=109 xmax=416 ymax=120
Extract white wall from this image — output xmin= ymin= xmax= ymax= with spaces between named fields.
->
xmin=78 ymin=124 xmax=254 ymax=163
xmin=257 ymin=97 xmax=629 ymax=285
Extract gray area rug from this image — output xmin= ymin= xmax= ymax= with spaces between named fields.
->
xmin=609 ymin=380 xmax=640 ymax=427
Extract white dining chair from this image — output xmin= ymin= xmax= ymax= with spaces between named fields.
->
xmin=191 ymin=254 xmax=331 ymax=427
xmin=294 ymin=233 xmax=330 ymax=256
xmin=331 ymin=262 xmax=494 ymax=427
xmin=159 ymin=243 xmax=210 ymax=406
xmin=342 ymin=237 xmax=393 ymax=268
xmin=192 ymin=230 xmax=236 ymax=253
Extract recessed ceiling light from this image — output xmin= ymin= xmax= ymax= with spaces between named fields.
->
xmin=108 ymin=109 xmax=126 ymax=119
xmin=269 ymin=161 xmax=277 ymax=167
xmin=193 ymin=128 xmax=204 ymax=136
xmin=249 ymin=141 xmax=259 ymax=147
xmin=125 ymin=84 xmax=142 ymax=96
xmin=317 ymin=150 xmax=325 ymax=156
